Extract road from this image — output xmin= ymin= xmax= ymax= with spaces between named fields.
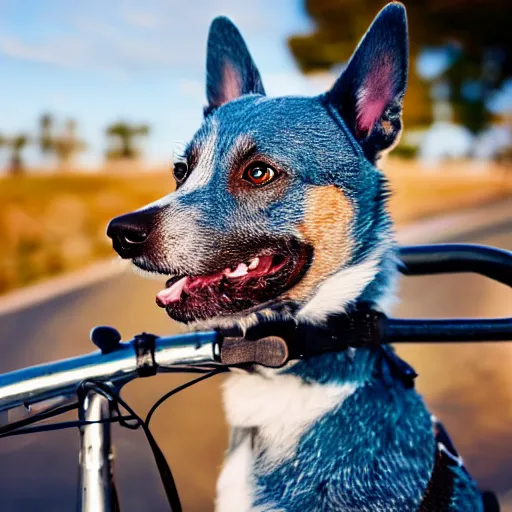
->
xmin=0 ymin=206 xmax=511 ymax=511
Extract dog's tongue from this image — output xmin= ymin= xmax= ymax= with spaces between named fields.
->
xmin=156 ymin=277 xmax=188 ymax=306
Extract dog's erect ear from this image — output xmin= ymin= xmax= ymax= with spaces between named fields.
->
xmin=205 ymin=16 xmax=265 ymax=115
xmin=326 ymin=3 xmax=408 ymax=162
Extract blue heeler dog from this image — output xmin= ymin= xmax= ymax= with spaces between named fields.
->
xmin=107 ymin=3 xmax=490 ymax=511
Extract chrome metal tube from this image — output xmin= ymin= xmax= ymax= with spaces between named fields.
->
xmin=77 ymin=391 xmax=114 ymax=512
xmin=154 ymin=331 xmax=220 ymax=368
xmin=0 ymin=344 xmax=137 ymax=412
xmin=0 ymin=331 xmax=219 ymax=413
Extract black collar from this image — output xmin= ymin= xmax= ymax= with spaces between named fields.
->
xmin=217 ymin=303 xmax=417 ymax=386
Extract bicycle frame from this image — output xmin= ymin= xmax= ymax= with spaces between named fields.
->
xmin=0 ymin=243 xmax=510 ymax=511
xmin=78 ymin=390 xmax=115 ymax=512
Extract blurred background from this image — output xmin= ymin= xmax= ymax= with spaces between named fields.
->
xmin=0 ymin=0 xmax=510 ymax=511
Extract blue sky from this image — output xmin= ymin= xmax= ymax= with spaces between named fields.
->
xmin=0 ymin=0 xmax=334 ymax=168
xmin=2 ymin=1 xmax=510 ymax=169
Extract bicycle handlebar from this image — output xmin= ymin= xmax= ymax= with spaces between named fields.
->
xmin=0 ymin=331 xmax=220 ymax=413
xmin=385 ymin=317 xmax=512 ymax=343
xmin=0 ymin=243 xmax=509 ymax=416
xmin=398 ymin=243 xmax=512 ymax=286
xmin=1 ymin=315 xmax=510 ymax=415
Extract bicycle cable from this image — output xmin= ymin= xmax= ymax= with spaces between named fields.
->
xmin=0 ymin=367 xmax=225 ymax=512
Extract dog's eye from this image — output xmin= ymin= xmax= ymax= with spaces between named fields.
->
xmin=243 ymin=163 xmax=278 ymax=187
xmin=173 ymin=162 xmax=189 ymax=184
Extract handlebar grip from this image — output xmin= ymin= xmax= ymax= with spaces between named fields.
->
xmin=220 ymin=336 xmax=289 ymax=368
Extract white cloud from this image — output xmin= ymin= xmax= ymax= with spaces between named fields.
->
xmin=0 ymin=0 xmax=288 ymax=76
xmin=1 ymin=35 xmax=85 ymax=68
xmin=120 ymin=7 xmax=163 ymax=29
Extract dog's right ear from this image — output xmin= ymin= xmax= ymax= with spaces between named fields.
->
xmin=205 ymin=17 xmax=265 ymax=116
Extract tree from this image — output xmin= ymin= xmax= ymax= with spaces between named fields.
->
xmin=8 ymin=134 xmax=29 ymax=176
xmin=52 ymin=119 xmax=86 ymax=171
xmin=105 ymin=122 xmax=150 ymax=160
xmin=39 ymin=113 xmax=53 ymax=156
xmin=288 ymin=0 xmax=511 ymax=132
xmin=37 ymin=114 xmax=86 ymax=171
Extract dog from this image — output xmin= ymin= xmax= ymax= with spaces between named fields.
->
xmin=107 ymin=3 xmax=489 ymax=510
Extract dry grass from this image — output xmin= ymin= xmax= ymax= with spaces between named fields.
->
xmin=0 ymin=172 xmax=173 ymax=294
xmin=384 ymin=159 xmax=511 ymax=225
xmin=0 ymin=160 xmax=509 ymax=294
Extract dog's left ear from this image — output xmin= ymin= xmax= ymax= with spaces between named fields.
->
xmin=326 ymin=2 xmax=408 ymax=162
xmin=205 ymin=17 xmax=265 ymax=116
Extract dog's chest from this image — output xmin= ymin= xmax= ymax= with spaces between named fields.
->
xmin=215 ymin=371 xmax=356 ymax=511
xmin=215 ymin=352 xmax=439 ymax=512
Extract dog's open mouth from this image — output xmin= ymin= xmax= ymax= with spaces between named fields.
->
xmin=153 ymin=241 xmax=312 ymax=323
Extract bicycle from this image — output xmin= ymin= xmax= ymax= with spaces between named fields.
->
xmin=0 ymin=243 xmax=510 ymax=512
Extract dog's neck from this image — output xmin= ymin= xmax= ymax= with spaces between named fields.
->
xmin=297 ymin=240 xmax=397 ymax=324
xmin=221 ymin=239 xmax=400 ymax=426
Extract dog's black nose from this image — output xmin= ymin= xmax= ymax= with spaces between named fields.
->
xmin=107 ymin=209 xmax=156 ymax=259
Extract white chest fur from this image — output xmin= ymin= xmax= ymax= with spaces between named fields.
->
xmin=215 ymin=372 xmax=357 ymax=511
xmin=216 ymin=434 xmax=254 ymax=512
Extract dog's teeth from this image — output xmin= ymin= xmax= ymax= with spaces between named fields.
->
xmin=248 ymin=257 xmax=260 ymax=270
xmin=226 ymin=263 xmax=248 ymax=278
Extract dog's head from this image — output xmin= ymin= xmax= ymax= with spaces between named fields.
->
xmin=107 ymin=3 xmax=408 ymax=326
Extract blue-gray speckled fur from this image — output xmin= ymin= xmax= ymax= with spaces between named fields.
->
xmin=252 ymin=348 xmax=483 ymax=511
xmin=179 ymin=94 xmax=391 ymax=266
xmin=254 ymin=349 xmax=434 ymax=511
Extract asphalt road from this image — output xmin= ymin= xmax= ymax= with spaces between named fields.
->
xmin=0 ymin=211 xmax=511 ymax=511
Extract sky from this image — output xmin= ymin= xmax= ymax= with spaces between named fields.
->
xmin=0 ymin=0 xmax=334 ymax=168
xmin=1 ymin=1 xmax=510 ymax=170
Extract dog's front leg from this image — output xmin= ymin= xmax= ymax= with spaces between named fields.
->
xmin=216 ymin=427 xmax=256 ymax=512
